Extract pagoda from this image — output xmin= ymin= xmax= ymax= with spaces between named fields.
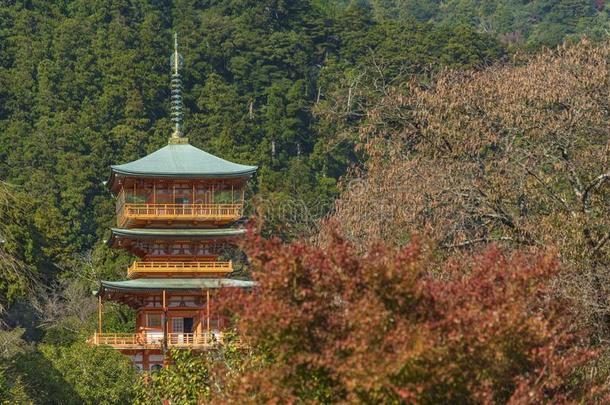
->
xmin=89 ymin=35 xmax=257 ymax=371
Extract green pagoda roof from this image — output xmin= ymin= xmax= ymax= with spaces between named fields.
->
xmin=107 ymin=227 xmax=245 ymax=246
xmin=109 ymin=143 xmax=257 ymax=188
xmin=98 ymin=278 xmax=256 ymax=294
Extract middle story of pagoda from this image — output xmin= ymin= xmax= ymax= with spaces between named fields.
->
xmin=88 ymin=34 xmax=258 ymax=372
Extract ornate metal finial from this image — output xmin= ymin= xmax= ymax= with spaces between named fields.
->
xmin=169 ymin=33 xmax=188 ymax=144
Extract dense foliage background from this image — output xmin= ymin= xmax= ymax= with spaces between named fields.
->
xmin=2 ymin=0 xmax=610 ymax=403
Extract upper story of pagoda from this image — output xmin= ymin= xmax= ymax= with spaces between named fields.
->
xmin=107 ymin=33 xmax=257 ymax=230
xmin=108 ymin=143 xmax=257 ymax=229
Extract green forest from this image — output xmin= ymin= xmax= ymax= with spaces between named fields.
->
xmin=3 ymin=0 xmax=610 ymax=403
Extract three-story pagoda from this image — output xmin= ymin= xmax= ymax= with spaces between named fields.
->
xmin=89 ymin=35 xmax=257 ymax=371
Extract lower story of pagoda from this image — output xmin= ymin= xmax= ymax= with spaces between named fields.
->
xmin=88 ymin=277 xmax=255 ymax=370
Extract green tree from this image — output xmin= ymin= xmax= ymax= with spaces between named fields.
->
xmin=135 ymin=349 xmax=212 ymax=405
xmin=10 ymin=342 xmax=137 ymax=405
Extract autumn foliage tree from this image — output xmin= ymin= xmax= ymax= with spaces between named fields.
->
xmin=213 ymin=232 xmax=603 ymax=404
xmin=325 ymin=39 xmax=610 ymax=339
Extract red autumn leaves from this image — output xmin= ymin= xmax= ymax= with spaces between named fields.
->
xmin=216 ymin=232 xmax=603 ymax=403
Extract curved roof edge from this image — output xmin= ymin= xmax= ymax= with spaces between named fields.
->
xmin=108 ymin=144 xmax=257 ymax=191
xmin=110 ymin=170 xmax=256 ymax=178
xmin=111 ymin=227 xmax=246 ymax=237
xmin=96 ymin=277 xmax=257 ymax=297
xmin=107 ymin=227 xmax=246 ymax=246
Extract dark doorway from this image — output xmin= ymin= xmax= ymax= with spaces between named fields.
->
xmin=184 ymin=317 xmax=194 ymax=333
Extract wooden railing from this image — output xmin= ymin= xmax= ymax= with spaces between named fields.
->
xmin=89 ymin=332 xmax=221 ymax=349
xmin=89 ymin=333 xmax=143 ymax=348
xmin=128 ymin=261 xmax=233 ymax=278
xmin=168 ymin=332 xmax=222 ymax=347
xmin=117 ymin=203 xmax=243 ymax=226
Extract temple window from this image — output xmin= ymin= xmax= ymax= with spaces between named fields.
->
xmin=146 ymin=313 xmax=162 ymax=328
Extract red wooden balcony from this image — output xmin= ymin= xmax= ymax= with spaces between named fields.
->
xmin=127 ymin=260 xmax=233 ymax=279
xmin=117 ymin=203 xmax=243 ymax=227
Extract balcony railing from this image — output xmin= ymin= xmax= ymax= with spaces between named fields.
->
xmin=167 ymin=332 xmax=223 ymax=347
xmin=127 ymin=261 xmax=233 ymax=278
xmin=117 ymin=203 xmax=243 ymax=227
xmin=89 ymin=333 xmax=151 ymax=349
xmin=89 ymin=332 xmax=223 ymax=349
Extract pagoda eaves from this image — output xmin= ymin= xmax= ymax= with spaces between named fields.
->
xmin=108 ymin=143 xmax=257 ymax=193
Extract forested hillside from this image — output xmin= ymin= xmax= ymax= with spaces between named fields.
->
xmin=2 ymin=0 xmax=610 ymax=403
xmin=352 ymin=0 xmax=610 ymax=47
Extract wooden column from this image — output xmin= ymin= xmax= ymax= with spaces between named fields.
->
xmin=143 ymin=351 xmax=149 ymax=372
xmin=162 ymin=290 xmax=168 ymax=357
xmin=153 ymin=181 xmax=156 ymax=204
xmin=98 ymin=295 xmax=103 ymax=336
xmin=206 ymin=290 xmax=210 ymax=334
xmin=199 ymin=290 xmax=205 ymax=335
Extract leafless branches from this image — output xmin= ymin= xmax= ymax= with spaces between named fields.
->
xmin=31 ymin=279 xmax=97 ymax=331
